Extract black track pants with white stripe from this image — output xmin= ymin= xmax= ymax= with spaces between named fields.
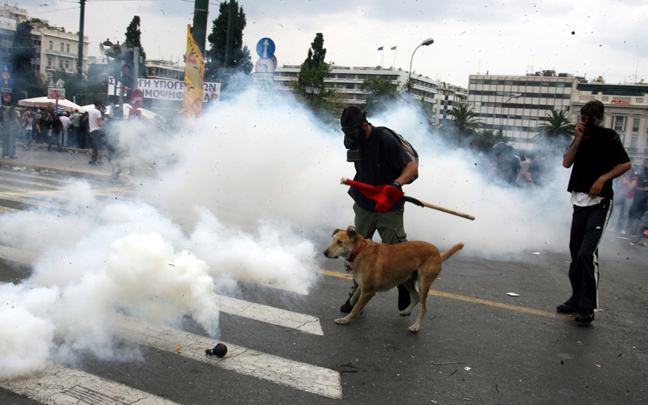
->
xmin=566 ymin=200 xmax=613 ymax=310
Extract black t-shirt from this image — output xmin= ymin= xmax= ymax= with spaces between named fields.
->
xmin=50 ymin=118 xmax=62 ymax=134
xmin=566 ymin=124 xmax=630 ymax=199
xmin=349 ymin=126 xmax=412 ymax=212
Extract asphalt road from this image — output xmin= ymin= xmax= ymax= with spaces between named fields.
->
xmin=1 ymin=150 xmax=647 ymax=404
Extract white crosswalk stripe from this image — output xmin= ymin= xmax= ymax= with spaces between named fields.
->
xmin=214 ymin=294 xmax=324 ymax=335
xmin=0 ymin=364 xmax=181 ymax=405
xmin=117 ymin=316 xmax=342 ymax=399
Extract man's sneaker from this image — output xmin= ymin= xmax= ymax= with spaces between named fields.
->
xmin=397 ymin=284 xmax=411 ymax=311
xmin=556 ymin=302 xmax=579 ymax=314
xmin=575 ymin=307 xmax=595 ymax=324
xmin=340 ymin=295 xmax=353 ymax=313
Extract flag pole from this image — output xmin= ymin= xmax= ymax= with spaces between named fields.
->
xmin=392 ymin=46 xmax=397 ymax=69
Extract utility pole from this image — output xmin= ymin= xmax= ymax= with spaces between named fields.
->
xmin=133 ymin=47 xmax=139 ymax=91
xmin=224 ymin=0 xmax=235 ymax=69
xmin=76 ymin=0 xmax=85 ymax=85
xmin=192 ymin=0 xmax=209 ymax=55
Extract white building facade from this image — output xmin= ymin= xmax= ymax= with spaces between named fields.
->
xmin=271 ymin=64 xmax=440 ymax=118
xmin=38 ymin=26 xmax=88 ymax=82
xmin=269 ymin=64 xmax=467 ymax=124
xmin=467 ymin=71 xmax=576 ymax=149
xmin=0 ymin=4 xmax=88 ymax=84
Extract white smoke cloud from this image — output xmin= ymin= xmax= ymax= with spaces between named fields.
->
xmin=0 ymin=87 xmax=576 ymax=379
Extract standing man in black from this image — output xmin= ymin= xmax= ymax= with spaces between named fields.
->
xmin=339 ymin=106 xmax=418 ymax=313
xmin=558 ymin=100 xmax=631 ymax=324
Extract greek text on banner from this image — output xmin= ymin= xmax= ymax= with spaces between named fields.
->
xmin=108 ymin=77 xmax=220 ymax=102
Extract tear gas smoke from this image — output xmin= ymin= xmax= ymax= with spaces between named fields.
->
xmin=144 ymin=91 xmax=573 ymax=255
xmin=1 ymin=87 xmax=574 ymax=379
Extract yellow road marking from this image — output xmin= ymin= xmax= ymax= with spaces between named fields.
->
xmin=315 ymin=268 xmax=627 ymax=330
xmin=315 ymin=268 xmax=558 ymax=317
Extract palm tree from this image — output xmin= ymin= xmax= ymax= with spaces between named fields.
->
xmin=444 ymin=103 xmax=483 ymax=146
xmin=536 ymin=109 xmax=575 ymax=142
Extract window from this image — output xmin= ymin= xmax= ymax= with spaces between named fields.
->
xmin=47 ymin=57 xmax=52 ymax=67
xmin=613 ymin=116 xmax=626 ymax=132
xmin=631 ymin=136 xmax=638 ymax=149
xmin=60 ymin=43 xmax=64 ymax=52
xmin=633 ymin=118 xmax=640 ymax=132
xmin=59 ymin=59 xmax=63 ymax=68
xmin=66 ymin=44 xmax=70 ymax=53
xmin=64 ymin=60 xmax=69 ymax=70
xmin=49 ymin=40 xmax=52 ymax=50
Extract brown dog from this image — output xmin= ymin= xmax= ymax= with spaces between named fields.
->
xmin=323 ymin=226 xmax=464 ymax=333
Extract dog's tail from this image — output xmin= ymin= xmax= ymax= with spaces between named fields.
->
xmin=440 ymin=243 xmax=464 ymax=262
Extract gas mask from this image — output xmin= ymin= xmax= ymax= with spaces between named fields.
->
xmin=342 ymin=122 xmax=364 ymax=162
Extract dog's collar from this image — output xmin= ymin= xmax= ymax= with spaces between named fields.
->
xmin=347 ymin=239 xmax=366 ymax=262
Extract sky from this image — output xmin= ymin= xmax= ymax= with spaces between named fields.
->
xmin=18 ymin=0 xmax=648 ymax=88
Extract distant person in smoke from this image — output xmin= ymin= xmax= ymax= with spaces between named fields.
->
xmin=609 ymin=170 xmax=636 ymax=234
xmin=629 ymin=204 xmax=648 ymax=247
xmin=559 ymin=100 xmax=631 ymax=324
xmin=69 ymin=109 xmax=81 ymax=148
xmin=78 ymin=112 xmax=89 ymax=149
xmin=491 ymin=142 xmax=521 ymax=185
xmin=515 ymin=152 xmax=537 ymax=190
xmin=338 ymin=106 xmax=418 ymax=314
xmin=104 ymin=118 xmax=123 ymax=180
xmin=47 ymin=113 xmax=63 ymax=152
xmin=88 ymin=101 xmax=105 ymax=165
xmin=22 ymin=110 xmax=34 ymax=151
xmin=627 ymin=166 xmax=648 ymax=237
xmin=2 ymin=106 xmax=19 ymax=158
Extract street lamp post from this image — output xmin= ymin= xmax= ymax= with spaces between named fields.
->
xmin=499 ymin=93 xmax=522 ymax=137
xmin=408 ymin=38 xmax=434 ymax=93
xmin=304 ymin=82 xmax=321 ymax=107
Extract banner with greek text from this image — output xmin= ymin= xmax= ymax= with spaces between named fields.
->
xmin=108 ymin=77 xmax=220 ymax=103
xmin=182 ymin=25 xmax=205 ymax=118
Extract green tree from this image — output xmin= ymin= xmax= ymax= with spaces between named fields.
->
xmin=125 ymin=16 xmax=146 ymax=59
xmin=535 ymin=109 xmax=575 ymax=143
xmin=9 ymin=21 xmax=39 ymax=102
xmin=360 ymin=77 xmax=400 ymax=114
xmin=443 ymin=103 xmax=483 ymax=146
xmin=204 ymin=1 xmax=252 ymax=80
xmin=297 ymin=33 xmax=331 ymax=108
xmin=123 ymin=16 xmax=147 ymax=81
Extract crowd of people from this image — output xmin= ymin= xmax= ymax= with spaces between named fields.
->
xmin=0 ymin=105 xmax=93 ymax=159
xmin=1 ymin=103 xmax=174 ymax=182
xmin=489 ymin=142 xmax=558 ymax=190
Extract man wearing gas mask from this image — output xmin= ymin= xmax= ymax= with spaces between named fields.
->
xmin=339 ymin=106 xmax=419 ymax=313
xmin=560 ymin=100 xmax=631 ymax=324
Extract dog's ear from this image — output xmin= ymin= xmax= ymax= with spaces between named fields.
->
xmin=346 ymin=226 xmax=358 ymax=239
xmin=331 ymin=228 xmax=344 ymax=237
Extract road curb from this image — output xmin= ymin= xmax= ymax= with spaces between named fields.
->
xmin=0 ymin=158 xmax=107 ymax=179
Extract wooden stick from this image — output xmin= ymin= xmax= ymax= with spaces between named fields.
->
xmin=408 ymin=198 xmax=475 ymax=221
